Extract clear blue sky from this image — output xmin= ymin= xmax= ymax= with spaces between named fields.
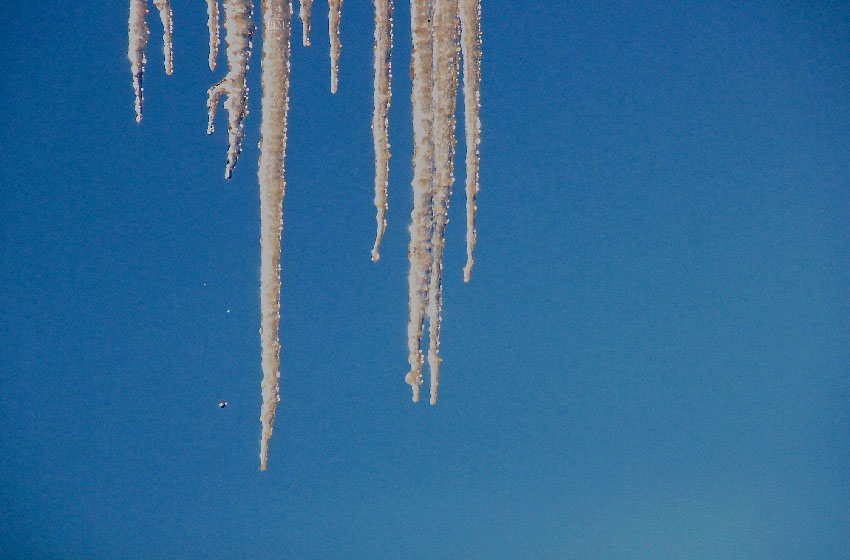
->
xmin=1 ymin=2 xmax=848 ymax=558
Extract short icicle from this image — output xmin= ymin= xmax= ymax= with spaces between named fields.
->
xmin=206 ymin=0 xmax=220 ymax=70
xmin=299 ymin=0 xmax=312 ymax=46
xmin=207 ymin=0 xmax=255 ymax=179
xmin=153 ymin=0 xmax=173 ymax=75
xmin=128 ymin=0 xmax=150 ymax=122
xmin=328 ymin=0 xmax=342 ymax=93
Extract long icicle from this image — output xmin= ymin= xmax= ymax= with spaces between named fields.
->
xmin=370 ymin=0 xmax=393 ymax=262
xmin=153 ymin=0 xmax=173 ymax=75
xmin=405 ymin=0 xmax=435 ymax=402
xmin=206 ymin=0 xmax=220 ymax=70
xmin=328 ymin=0 xmax=342 ymax=93
xmin=459 ymin=0 xmax=481 ymax=282
xmin=128 ymin=0 xmax=150 ymax=122
xmin=257 ymin=0 xmax=291 ymax=471
xmin=299 ymin=0 xmax=312 ymax=46
xmin=207 ymin=0 xmax=255 ymax=179
xmin=427 ymin=0 xmax=459 ymax=405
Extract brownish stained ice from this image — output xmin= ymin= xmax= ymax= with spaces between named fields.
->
xmin=206 ymin=0 xmax=255 ymax=179
xmin=426 ymin=0 xmax=459 ymax=405
xmin=257 ymin=0 xmax=291 ymax=471
xmin=405 ymin=0 xmax=435 ymax=402
xmin=459 ymin=0 xmax=481 ymax=282
xmin=370 ymin=0 xmax=393 ymax=262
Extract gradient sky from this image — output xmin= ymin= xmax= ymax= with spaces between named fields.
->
xmin=1 ymin=2 xmax=849 ymax=559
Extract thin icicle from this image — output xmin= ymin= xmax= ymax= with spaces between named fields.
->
xmin=370 ymin=0 xmax=393 ymax=262
xmin=207 ymin=0 xmax=255 ymax=179
xmin=328 ymin=0 xmax=342 ymax=93
xmin=299 ymin=0 xmax=312 ymax=46
xmin=153 ymin=0 xmax=173 ymax=75
xmin=459 ymin=0 xmax=481 ymax=282
xmin=405 ymin=0 xmax=435 ymax=402
xmin=128 ymin=0 xmax=150 ymax=122
xmin=207 ymin=0 xmax=220 ymax=70
xmin=426 ymin=0 xmax=459 ymax=405
xmin=257 ymin=0 xmax=291 ymax=471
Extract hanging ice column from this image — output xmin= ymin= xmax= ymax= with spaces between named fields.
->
xmin=405 ymin=0 xmax=436 ymax=403
xmin=426 ymin=0 xmax=460 ymax=405
xmin=328 ymin=0 xmax=343 ymax=93
xmin=460 ymin=0 xmax=481 ymax=282
xmin=370 ymin=0 xmax=393 ymax=262
xmin=207 ymin=0 xmax=255 ymax=180
xmin=206 ymin=0 xmax=220 ymax=70
xmin=257 ymin=0 xmax=291 ymax=471
xmin=128 ymin=0 xmax=173 ymax=122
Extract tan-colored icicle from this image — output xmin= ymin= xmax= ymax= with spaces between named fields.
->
xmin=405 ymin=0 xmax=435 ymax=402
xmin=299 ymin=0 xmax=312 ymax=46
xmin=459 ymin=0 xmax=481 ymax=282
xmin=328 ymin=0 xmax=342 ymax=93
xmin=370 ymin=0 xmax=393 ymax=262
xmin=128 ymin=0 xmax=150 ymax=122
xmin=207 ymin=0 xmax=220 ymax=70
xmin=427 ymin=0 xmax=459 ymax=405
xmin=207 ymin=0 xmax=254 ymax=179
xmin=257 ymin=0 xmax=291 ymax=471
xmin=153 ymin=0 xmax=173 ymax=75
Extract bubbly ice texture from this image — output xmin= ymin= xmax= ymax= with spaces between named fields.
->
xmin=207 ymin=0 xmax=220 ymax=70
xmin=460 ymin=0 xmax=481 ymax=282
xmin=257 ymin=0 xmax=291 ymax=472
xmin=427 ymin=0 xmax=460 ymax=405
xmin=370 ymin=0 xmax=393 ymax=262
xmin=206 ymin=0 xmax=255 ymax=180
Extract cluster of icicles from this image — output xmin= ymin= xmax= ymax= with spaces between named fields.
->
xmin=128 ymin=0 xmax=481 ymax=470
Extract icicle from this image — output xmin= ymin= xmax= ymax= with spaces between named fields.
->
xmin=299 ymin=0 xmax=313 ymax=46
xmin=257 ymin=0 xmax=291 ymax=471
xmin=426 ymin=0 xmax=459 ymax=405
xmin=459 ymin=0 xmax=481 ymax=282
xmin=370 ymin=0 xmax=393 ymax=262
xmin=128 ymin=0 xmax=150 ymax=122
xmin=328 ymin=0 xmax=342 ymax=93
xmin=153 ymin=0 xmax=173 ymax=75
xmin=207 ymin=0 xmax=255 ymax=179
xmin=405 ymin=0 xmax=435 ymax=402
xmin=207 ymin=0 xmax=220 ymax=70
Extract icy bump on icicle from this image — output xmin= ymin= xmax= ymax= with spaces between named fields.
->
xmin=405 ymin=0 xmax=435 ymax=402
xmin=459 ymin=0 xmax=481 ymax=282
xmin=153 ymin=0 xmax=173 ymax=75
xmin=207 ymin=0 xmax=220 ymax=70
xmin=370 ymin=0 xmax=393 ymax=262
xmin=207 ymin=0 xmax=255 ymax=179
xmin=328 ymin=0 xmax=343 ymax=93
xmin=299 ymin=0 xmax=313 ymax=46
xmin=128 ymin=0 xmax=150 ymax=122
xmin=257 ymin=0 xmax=291 ymax=471
xmin=427 ymin=0 xmax=459 ymax=405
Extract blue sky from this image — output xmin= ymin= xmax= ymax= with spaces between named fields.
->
xmin=0 ymin=2 xmax=848 ymax=558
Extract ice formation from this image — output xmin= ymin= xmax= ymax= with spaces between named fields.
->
xmin=127 ymin=0 xmax=482 ymax=466
xmin=459 ymin=0 xmax=481 ymax=282
xmin=206 ymin=0 xmax=255 ymax=180
xmin=206 ymin=0 xmax=220 ymax=70
xmin=370 ymin=0 xmax=393 ymax=262
xmin=257 ymin=0 xmax=291 ymax=471
xmin=328 ymin=0 xmax=343 ymax=93
xmin=299 ymin=0 xmax=313 ymax=46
